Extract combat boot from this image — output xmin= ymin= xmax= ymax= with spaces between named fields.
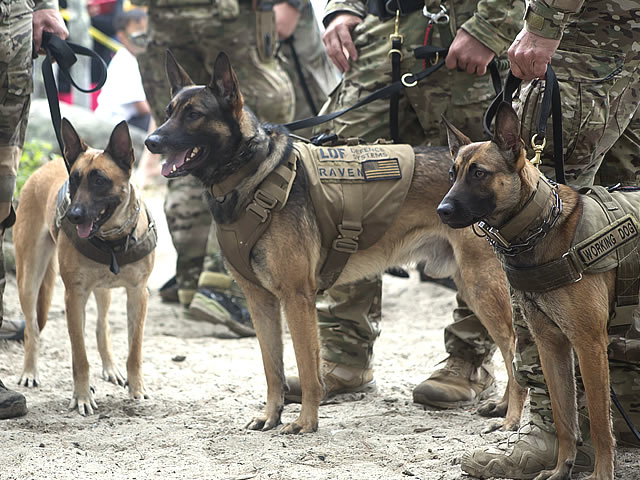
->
xmin=413 ymin=355 xmax=495 ymax=408
xmin=284 ymin=361 xmax=376 ymax=404
xmin=460 ymin=423 xmax=594 ymax=479
xmin=0 ymin=317 xmax=24 ymax=341
xmin=0 ymin=378 xmax=27 ymax=419
xmin=158 ymin=275 xmax=179 ymax=303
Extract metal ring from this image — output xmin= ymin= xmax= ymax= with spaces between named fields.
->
xmin=531 ymin=134 xmax=547 ymax=149
xmin=401 ymin=73 xmax=417 ymax=87
xmin=387 ymin=48 xmax=404 ymax=61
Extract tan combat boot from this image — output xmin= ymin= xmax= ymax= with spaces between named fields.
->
xmin=460 ymin=423 xmax=594 ymax=479
xmin=413 ymin=355 xmax=495 ymax=408
xmin=284 ymin=361 xmax=376 ymax=404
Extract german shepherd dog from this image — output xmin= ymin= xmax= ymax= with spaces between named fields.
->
xmin=145 ymin=51 xmax=527 ymax=434
xmin=438 ymin=102 xmax=626 ymax=479
xmin=14 ymin=120 xmax=155 ymax=415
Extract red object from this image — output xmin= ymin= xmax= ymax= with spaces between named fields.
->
xmin=58 ymin=91 xmax=73 ymax=105
xmin=90 ymin=83 xmax=101 ymax=111
xmin=87 ymin=0 xmax=117 ymax=16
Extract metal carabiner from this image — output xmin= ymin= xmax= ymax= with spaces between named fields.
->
xmin=422 ymin=5 xmax=450 ymax=24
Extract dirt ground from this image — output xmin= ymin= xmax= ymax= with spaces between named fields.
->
xmin=1 ymin=184 xmax=638 ymax=480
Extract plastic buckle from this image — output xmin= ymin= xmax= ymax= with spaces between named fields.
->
xmin=332 ymin=237 xmax=359 ymax=254
xmin=246 ymin=203 xmax=269 ymax=223
xmin=254 ymin=189 xmax=278 ymax=209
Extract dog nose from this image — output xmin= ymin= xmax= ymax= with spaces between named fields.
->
xmin=66 ymin=205 xmax=86 ymax=224
xmin=145 ymin=133 xmax=163 ymax=153
xmin=436 ymin=200 xmax=455 ymax=222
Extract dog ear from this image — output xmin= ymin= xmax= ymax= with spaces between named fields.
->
xmin=166 ymin=50 xmax=195 ymax=98
xmin=105 ymin=121 xmax=135 ymax=173
xmin=441 ymin=115 xmax=471 ymax=160
xmin=61 ymin=118 xmax=88 ymax=167
xmin=493 ymin=102 xmax=523 ymax=162
xmin=210 ymin=51 xmax=244 ymax=117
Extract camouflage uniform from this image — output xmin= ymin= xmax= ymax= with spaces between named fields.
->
xmin=510 ymin=0 xmax=640 ymax=447
xmin=314 ymin=0 xmax=523 ymax=370
xmin=135 ymin=0 xmax=296 ymax=306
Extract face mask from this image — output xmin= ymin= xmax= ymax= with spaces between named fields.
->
xmin=128 ymin=31 xmax=148 ymax=49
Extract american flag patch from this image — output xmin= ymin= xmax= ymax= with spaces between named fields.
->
xmin=362 ymin=158 xmax=402 ymax=181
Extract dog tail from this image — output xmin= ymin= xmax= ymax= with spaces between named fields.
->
xmin=36 ymin=258 xmax=56 ymax=331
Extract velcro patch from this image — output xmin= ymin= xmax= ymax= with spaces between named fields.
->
xmin=576 ymin=214 xmax=640 ymax=266
xmin=362 ymin=158 xmax=402 ymax=181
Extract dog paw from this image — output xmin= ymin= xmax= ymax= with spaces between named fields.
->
xmin=246 ymin=415 xmax=280 ymax=431
xmin=18 ymin=371 xmax=40 ymax=388
xmin=477 ymin=398 xmax=507 ymax=418
xmin=128 ymin=388 xmax=149 ymax=401
xmin=280 ymin=419 xmax=317 ymax=435
xmin=533 ymin=467 xmax=572 ymax=480
xmin=102 ymin=366 xmax=126 ymax=387
xmin=68 ymin=388 xmax=98 ymax=416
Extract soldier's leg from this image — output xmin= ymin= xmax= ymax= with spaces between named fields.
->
xmin=0 ymin=4 xmax=32 ymax=418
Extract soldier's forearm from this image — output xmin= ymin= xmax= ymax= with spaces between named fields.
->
xmin=460 ymin=0 xmax=525 ymax=56
xmin=524 ymin=0 xmax=585 ymax=40
xmin=323 ymin=0 xmax=367 ymax=27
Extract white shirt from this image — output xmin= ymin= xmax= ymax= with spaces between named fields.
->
xmin=95 ymin=47 xmax=147 ymax=123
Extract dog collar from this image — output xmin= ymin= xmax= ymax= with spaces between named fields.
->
xmin=209 ymin=154 xmax=265 ymax=199
xmin=477 ymin=174 xmax=562 ymax=256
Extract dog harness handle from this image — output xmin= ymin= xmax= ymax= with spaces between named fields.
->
xmin=41 ymin=32 xmax=108 ymax=172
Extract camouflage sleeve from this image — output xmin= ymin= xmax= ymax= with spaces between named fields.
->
xmin=34 ymin=0 xmax=59 ymax=11
xmin=523 ymin=0 xmax=585 ymax=39
xmin=323 ymin=0 xmax=367 ymax=27
xmin=459 ymin=0 xmax=525 ymax=56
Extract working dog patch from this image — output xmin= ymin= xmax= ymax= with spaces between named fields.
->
xmin=576 ymin=214 xmax=640 ymax=266
xmin=315 ymin=145 xmax=407 ymax=183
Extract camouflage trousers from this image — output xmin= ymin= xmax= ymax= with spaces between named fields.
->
xmin=138 ymin=5 xmax=296 ymax=303
xmin=512 ymin=48 xmax=640 ymax=446
xmin=314 ymin=11 xmax=503 ymax=369
xmin=0 ymin=0 xmax=34 ymax=322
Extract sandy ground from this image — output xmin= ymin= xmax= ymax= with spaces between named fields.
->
xmin=1 ymin=184 xmax=638 ymax=480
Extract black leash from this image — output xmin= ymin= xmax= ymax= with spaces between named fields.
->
xmin=280 ymin=35 xmax=319 ymax=116
xmin=284 ymin=47 xmax=448 ymax=133
xmin=41 ymin=31 xmax=108 ymax=171
xmin=483 ymin=67 xmax=566 ymax=184
xmin=611 ymin=386 xmax=640 ymax=442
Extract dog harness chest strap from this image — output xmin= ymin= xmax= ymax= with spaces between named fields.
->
xmin=215 ymin=157 xmax=298 ymax=286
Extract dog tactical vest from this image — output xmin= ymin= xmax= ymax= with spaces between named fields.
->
xmin=54 ymin=180 xmax=157 ymax=275
xmin=504 ymin=184 xmax=640 ymax=334
xmin=216 ymin=141 xmax=415 ymax=290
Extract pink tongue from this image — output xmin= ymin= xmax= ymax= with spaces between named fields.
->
xmin=161 ymin=151 xmax=188 ymax=177
xmin=77 ymin=222 xmax=93 ymax=238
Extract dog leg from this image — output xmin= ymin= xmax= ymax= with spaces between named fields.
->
xmin=17 ymin=232 xmax=56 ymax=388
xmin=94 ymin=288 xmax=126 ymax=387
xmin=574 ymin=333 xmax=615 ymax=480
xmin=279 ymin=286 xmax=322 ymax=434
xmin=65 ymin=286 xmax=98 ymax=415
xmin=242 ymin=284 xmax=286 ymax=432
xmin=125 ymin=286 xmax=150 ymax=400
xmin=527 ymin=313 xmax=578 ymax=480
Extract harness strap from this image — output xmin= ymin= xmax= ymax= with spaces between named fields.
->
xmin=215 ymin=157 xmax=298 ymax=285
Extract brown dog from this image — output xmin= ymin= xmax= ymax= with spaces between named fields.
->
xmin=145 ymin=51 xmax=527 ymax=434
xmin=14 ymin=120 xmax=156 ymax=415
xmin=437 ymin=102 xmax=634 ymax=479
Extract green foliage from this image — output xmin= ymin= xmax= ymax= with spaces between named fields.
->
xmin=15 ymin=140 xmax=56 ymax=198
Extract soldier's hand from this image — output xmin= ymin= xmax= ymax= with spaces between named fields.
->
xmin=33 ymin=9 xmax=69 ymax=55
xmin=445 ymin=30 xmax=495 ymax=76
xmin=508 ymin=29 xmax=561 ymax=81
xmin=323 ymin=14 xmax=362 ymax=73
xmin=274 ymin=3 xmax=301 ymax=40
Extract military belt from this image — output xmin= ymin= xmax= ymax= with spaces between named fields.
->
xmin=367 ymin=0 xmax=424 ymax=20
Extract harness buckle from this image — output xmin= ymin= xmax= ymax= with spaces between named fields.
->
xmin=332 ymin=237 xmax=359 ymax=253
xmin=254 ymin=189 xmax=278 ymax=209
xmin=477 ymin=220 xmax=511 ymax=249
xmin=561 ymin=250 xmax=583 ymax=283
xmin=422 ymin=5 xmax=449 ymax=24
xmin=246 ymin=202 xmax=270 ymax=223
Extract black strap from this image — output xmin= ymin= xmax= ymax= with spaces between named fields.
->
xmin=41 ymin=31 xmax=108 ymax=171
xmin=389 ymin=34 xmax=402 ymax=143
xmin=611 ymin=386 xmax=640 ymax=443
xmin=367 ymin=0 xmax=424 ymax=20
xmin=281 ymin=35 xmax=318 ymax=116
xmin=483 ymin=67 xmax=566 ymax=184
xmin=284 ymin=48 xmax=448 ymax=132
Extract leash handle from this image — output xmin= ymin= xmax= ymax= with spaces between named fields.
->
xmin=41 ymin=32 xmax=108 ymax=171
xmin=483 ymin=66 xmax=566 ymax=185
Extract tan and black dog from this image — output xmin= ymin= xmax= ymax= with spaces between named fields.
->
xmin=437 ymin=102 xmax=639 ymax=479
xmin=14 ymin=120 xmax=156 ymax=415
xmin=145 ymin=51 xmax=527 ymax=434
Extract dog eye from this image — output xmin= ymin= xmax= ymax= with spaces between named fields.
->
xmin=474 ymin=169 xmax=486 ymax=179
xmin=448 ymin=169 xmax=456 ymax=183
xmin=187 ymin=111 xmax=202 ymax=120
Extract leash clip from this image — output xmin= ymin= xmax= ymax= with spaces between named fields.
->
xmin=388 ymin=10 xmax=404 ymax=60
xmin=530 ymin=134 xmax=546 ymax=169
xmin=423 ymin=5 xmax=449 ymax=24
